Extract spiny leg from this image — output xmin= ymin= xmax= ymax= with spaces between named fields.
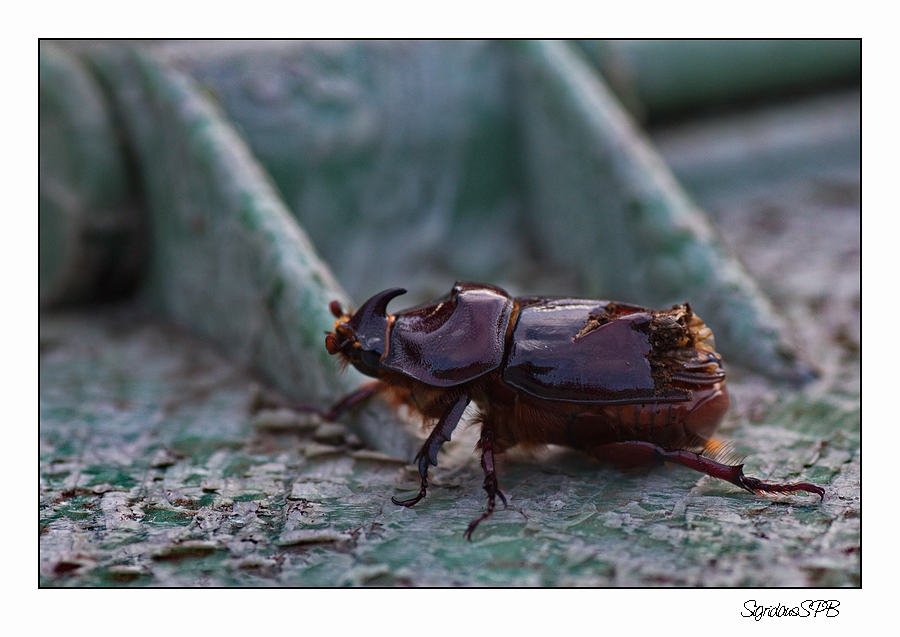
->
xmin=665 ymin=445 xmax=824 ymax=499
xmin=392 ymin=394 xmax=470 ymax=507
xmin=464 ymin=426 xmax=508 ymax=541
xmin=589 ymin=441 xmax=824 ymax=500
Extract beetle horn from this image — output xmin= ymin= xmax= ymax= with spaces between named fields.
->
xmin=347 ymin=288 xmax=406 ymax=350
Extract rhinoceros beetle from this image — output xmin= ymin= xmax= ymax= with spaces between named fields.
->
xmin=322 ymin=282 xmax=824 ymax=539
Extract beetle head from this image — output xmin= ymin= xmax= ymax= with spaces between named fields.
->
xmin=325 ymin=288 xmax=407 ymax=376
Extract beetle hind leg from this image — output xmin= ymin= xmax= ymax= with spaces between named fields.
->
xmin=588 ymin=441 xmax=824 ymax=500
xmin=664 ymin=447 xmax=825 ymax=499
xmin=733 ymin=474 xmax=825 ymax=500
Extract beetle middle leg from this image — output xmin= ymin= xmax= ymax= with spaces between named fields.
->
xmin=588 ymin=441 xmax=824 ymax=499
xmin=464 ymin=426 xmax=509 ymax=541
xmin=392 ymin=393 xmax=470 ymax=508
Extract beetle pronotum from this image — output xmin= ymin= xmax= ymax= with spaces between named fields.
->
xmin=322 ymin=282 xmax=823 ymax=539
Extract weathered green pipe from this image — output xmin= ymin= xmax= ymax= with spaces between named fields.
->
xmin=39 ymin=43 xmax=144 ymax=308
xmin=89 ymin=48 xmax=419 ymax=459
xmin=514 ymin=40 xmax=813 ymax=382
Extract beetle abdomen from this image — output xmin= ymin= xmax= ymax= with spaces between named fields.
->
xmin=487 ymin=378 xmax=728 ymax=453
xmin=573 ymin=381 xmax=729 ymax=448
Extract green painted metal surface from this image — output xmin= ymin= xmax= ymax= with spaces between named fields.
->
xmin=39 ymin=290 xmax=858 ymax=586
xmin=39 ymin=40 xmax=859 ymax=587
xmin=154 ymin=40 xmax=523 ymax=303
xmin=88 ymin=47 xmax=416 ymax=459
xmin=514 ymin=40 xmax=814 ymax=382
xmin=44 ymin=40 xmax=843 ymax=380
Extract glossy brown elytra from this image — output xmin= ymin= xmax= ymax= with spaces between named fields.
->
xmin=322 ymin=282 xmax=824 ymax=539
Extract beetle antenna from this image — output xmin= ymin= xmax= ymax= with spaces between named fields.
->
xmin=329 ymin=300 xmax=345 ymax=318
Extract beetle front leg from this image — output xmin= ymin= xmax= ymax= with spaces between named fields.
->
xmin=323 ymin=381 xmax=383 ymax=421
xmin=392 ymin=393 xmax=470 ymax=508
xmin=464 ymin=426 xmax=508 ymax=541
xmin=285 ymin=381 xmax=383 ymax=422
